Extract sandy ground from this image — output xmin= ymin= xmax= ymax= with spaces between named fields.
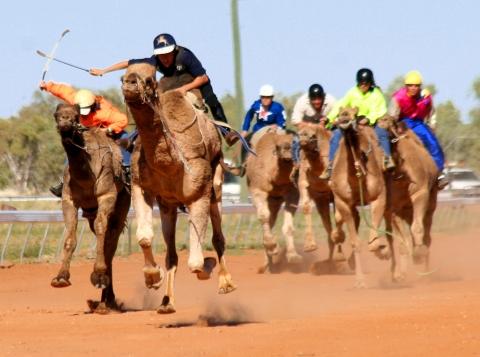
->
xmin=1 ymin=230 xmax=480 ymax=357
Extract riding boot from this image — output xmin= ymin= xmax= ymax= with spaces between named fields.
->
xmin=49 ymin=181 xmax=63 ymax=198
xmin=437 ymin=173 xmax=449 ymax=190
xmin=383 ymin=156 xmax=396 ymax=171
xmin=319 ymin=162 xmax=333 ymax=180
xmin=207 ymin=99 xmax=238 ymax=146
xmin=122 ymin=165 xmax=131 ymax=187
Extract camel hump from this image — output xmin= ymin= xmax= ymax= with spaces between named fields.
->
xmin=250 ymin=126 xmax=286 ymax=149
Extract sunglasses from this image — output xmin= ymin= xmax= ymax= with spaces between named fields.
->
xmin=406 ymin=84 xmax=421 ymax=88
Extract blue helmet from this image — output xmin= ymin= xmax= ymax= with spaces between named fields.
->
xmin=153 ymin=33 xmax=176 ymax=55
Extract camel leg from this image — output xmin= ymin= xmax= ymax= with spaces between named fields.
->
xmin=210 ymin=200 xmax=237 ymax=294
xmin=90 ymin=193 xmax=117 ymax=289
xmin=410 ymin=189 xmax=429 ymax=265
xmin=187 ymin=197 xmax=210 ymax=276
xmin=336 ymin=199 xmax=366 ymax=288
xmin=157 ymin=203 xmax=178 ymax=314
xmin=132 ymin=183 xmax=164 ymax=289
xmin=283 ymin=190 xmax=301 ymax=264
xmin=367 ymin=193 xmax=390 ymax=260
xmin=422 ymin=191 xmax=437 ymax=271
xmin=391 ymin=212 xmax=411 ymax=282
xmin=298 ymin=176 xmax=317 ymax=252
xmin=315 ymin=196 xmax=344 ymax=261
xmin=51 ymin=191 xmax=78 ymax=288
xmin=251 ymin=189 xmax=279 ymax=256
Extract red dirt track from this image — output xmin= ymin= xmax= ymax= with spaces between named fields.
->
xmin=1 ymin=231 xmax=480 ymax=356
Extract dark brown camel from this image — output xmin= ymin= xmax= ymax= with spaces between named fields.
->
xmin=50 ymin=104 xmax=131 ymax=313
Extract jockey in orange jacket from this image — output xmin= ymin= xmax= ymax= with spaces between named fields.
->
xmin=40 ymin=80 xmax=130 ymax=197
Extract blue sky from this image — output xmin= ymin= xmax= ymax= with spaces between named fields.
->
xmin=1 ymin=0 xmax=479 ymax=121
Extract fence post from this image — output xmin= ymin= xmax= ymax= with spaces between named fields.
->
xmin=1 ymin=223 xmax=13 ymax=264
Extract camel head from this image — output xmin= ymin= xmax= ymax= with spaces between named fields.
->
xmin=274 ymin=133 xmax=294 ymax=162
xmin=378 ymin=114 xmax=409 ymax=136
xmin=121 ymin=63 xmax=157 ymax=104
xmin=298 ymin=124 xmax=319 ymax=152
xmin=54 ymin=103 xmax=81 ymax=134
xmin=337 ymin=107 xmax=359 ymax=130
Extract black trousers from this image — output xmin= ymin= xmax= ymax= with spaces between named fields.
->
xmin=200 ymin=82 xmax=229 ymax=124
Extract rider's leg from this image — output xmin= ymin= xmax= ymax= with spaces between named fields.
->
xmin=319 ymin=129 xmax=342 ymax=179
xmin=374 ymin=125 xmax=395 ymax=170
xmin=202 ymin=83 xmax=238 ymax=146
xmin=404 ymin=119 xmax=448 ymax=188
xmin=290 ymin=135 xmax=301 ymax=183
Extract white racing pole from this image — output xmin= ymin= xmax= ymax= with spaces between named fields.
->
xmin=40 ymin=29 xmax=70 ymax=80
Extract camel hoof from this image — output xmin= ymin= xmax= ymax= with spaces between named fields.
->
xmin=87 ymin=300 xmax=110 ymax=315
xmin=374 ymin=245 xmax=391 ymax=260
xmin=332 ymin=229 xmax=346 ymax=244
xmin=157 ymin=296 xmax=176 ymax=314
xmin=143 ymin=266 xmax=164 ymax=289
xmin=413 ymin=245 xmax=429 ymax=265
xmin=393 ymin=272 xmax=407 ymax=283
xmin=354 ymin=279 xmax=367 ymax=289
xmin=347 ymin=253 xmax=356 ymax=270
xmin=195 ymin=257 xmax=217 ymax=280
xmin=90 ymin=271 xmax=110 ymax=289
xmin=218 ymin=282 xmax=237 ymax=294
xmin=257 ymin=264 xmax=268 ymax=274
xmin=287 ymin=252 xmax=303 ymax=265
xmin=51 ymin=277 xmax=71 ymax=288
xmin=303 ymin=243 xmax=318 ymax=253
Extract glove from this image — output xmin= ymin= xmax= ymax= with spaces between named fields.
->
xmin=421 ymin=88 xmax=431 ymax=98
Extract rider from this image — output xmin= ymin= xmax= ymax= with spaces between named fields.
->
xmin=320 ymin=68 xmax=394 ymax=179
xmin=291 ymin=83 xmax=336 ymax=164
xmin=40 ymin=80 xmax=129 ymax=197
xmin=89 ymin=33 xmax=238 ymax=145
xmin=241 ymin=84 xmax=286 ymax=137
xmin=388 ymin=70 xmax=448 ymax=188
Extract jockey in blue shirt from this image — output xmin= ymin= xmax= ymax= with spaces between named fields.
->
xmin=241 ymin=84 xmax=286 ymax=137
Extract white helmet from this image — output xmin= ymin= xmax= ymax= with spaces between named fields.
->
xmin=259 ymin=84 xmax=274 ymax=97
xmin=74 ymin=89 xmax=96 ymax=115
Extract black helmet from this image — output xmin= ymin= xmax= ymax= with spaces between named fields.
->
xmin=308 ymin=83 xmax=325 ymax=99
xmin=356 ymin=68 xmax=375 ymax=85
xmin=153 ymin=33 xmax=177 ymax=55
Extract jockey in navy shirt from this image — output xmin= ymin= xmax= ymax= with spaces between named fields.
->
xmin=241 ymin=84 xmax=286 ymax=137
xmin=90 ymin=33 xmax=238 ymax=145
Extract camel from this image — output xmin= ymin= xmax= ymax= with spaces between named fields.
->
xmin=50 ymin=104 xmax=131 ymax=313
xmin=122 ymin=62 xmax=235 ymax=314
xmin=246 ymin=127 xmax=301 ymax=272
xmin=297 ymin=124 xmax=345 ymax=262
xmin=379 ymin=116 xmax=439 ymax=281
xmin=329 ymin=107 xmax=390 ymax=287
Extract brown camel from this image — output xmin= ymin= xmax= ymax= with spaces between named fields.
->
xmin=379 ymin=116 xmax=439 ymax=281
xmin=329 ymin=107 xmax=390 ymax=287
xmin=297 ymin=124 xmax=345 ymax=261
xmin=50 ymin=104 xmax=131 ymax=313
xmin=122 ymin=62 xmax=235 ymax=314
xmin=246 ymin=127 xmax=301 ymax=272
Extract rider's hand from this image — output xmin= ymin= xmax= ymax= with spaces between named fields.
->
xmin=176 ymin=86 xmax=187 ymax=96
xmin=241 ymin=130 xmax=248 ymax=138
xmin=39 ymin=80 xmax=47 ymax=91
xmin=421 ymin=88 xmax=431 ymax=98
xmin=89 ymin=68 xmax=105 ymax=76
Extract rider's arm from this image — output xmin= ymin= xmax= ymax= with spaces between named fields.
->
xmin=180 ymin=74 xmax=209 ymax=92
xmin=89 ymin=60 xmax=129 ymax=76
xmin=276 ymin=104 xmax=287 ymax=129
xmin=368 ymin=88 xmax=388 ymax=125
xmin=42 ymin=81 xmax=77 ymax=105
xmin=97 ymin=98 xmax=128 ymax=134
xmin=241 ymin=102 xmax=256 ymax=133
xmin=291 ymin=95 xmax=305 ymax=127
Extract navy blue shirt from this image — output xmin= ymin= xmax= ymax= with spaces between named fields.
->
xmin=128 ymin=46 xmax=206 ymax=78
xmin=242 ymin=100 xmax=286 ymax=133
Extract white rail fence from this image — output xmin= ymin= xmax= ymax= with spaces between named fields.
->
xmin=0 ymin=198 xmax=478 ymax=264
